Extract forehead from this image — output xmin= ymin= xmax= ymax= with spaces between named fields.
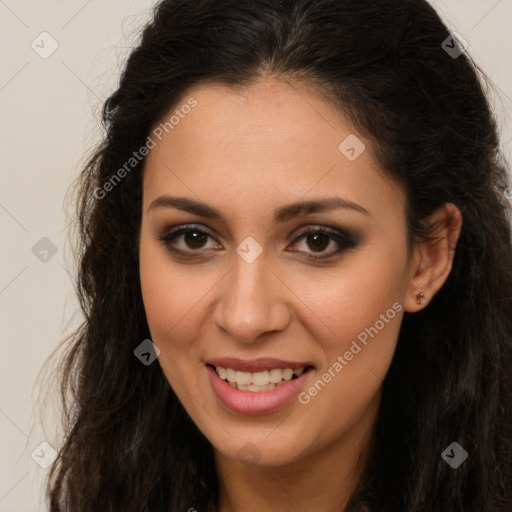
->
xmin=142 ymin=78 xmax=405 ymax=225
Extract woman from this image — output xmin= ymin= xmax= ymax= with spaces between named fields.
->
xmin=45 ymin=0 xmax=512 ymax=510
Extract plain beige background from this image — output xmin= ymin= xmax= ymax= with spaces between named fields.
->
xmin=1 ymin=1 xmax=511 ymax=510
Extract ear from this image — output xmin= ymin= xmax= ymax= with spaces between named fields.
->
xmin=404 ymin=203 xmax=463 ymax=312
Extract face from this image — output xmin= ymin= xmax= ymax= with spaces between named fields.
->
xmin=139 ymin=77 xmax=412 ymax=468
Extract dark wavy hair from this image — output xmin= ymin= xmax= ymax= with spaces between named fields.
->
xmin=42 ymin=0 xmax=512 ymax=510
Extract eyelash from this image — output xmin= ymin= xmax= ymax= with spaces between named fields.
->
xmin=155 ymin=224 xmax=359 ymax=261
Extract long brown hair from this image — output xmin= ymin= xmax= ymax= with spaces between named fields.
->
xmin=43 ymin=0 xmax=512 ymax=510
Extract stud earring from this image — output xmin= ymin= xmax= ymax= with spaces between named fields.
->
xmin=416 ymin=292 xmax=425 ymax=305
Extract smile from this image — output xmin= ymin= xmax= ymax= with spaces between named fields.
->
xmin=211 ymin=365 xmax=309 ymax=391
xmin=205 ymin=360 xmax=315 ymax=415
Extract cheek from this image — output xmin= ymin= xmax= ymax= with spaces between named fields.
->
xmin=139 ymin=252 xmax=203 ymax=397
xmin=300 ymin=242 xmax=407 ymax=346
xmin=295 ymin=247 xmax=406 ymax=430
xmin=139 ymin=237 xmax=201 ymax=351
xmin=294 ymin=245 xmax=406 ymax=408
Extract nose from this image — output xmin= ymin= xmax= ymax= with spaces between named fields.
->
xmin=212 ymin=252 xmax=291 ymax=344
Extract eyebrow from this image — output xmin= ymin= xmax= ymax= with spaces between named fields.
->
xmin=147 ymin=195 xmax=370 ymax=222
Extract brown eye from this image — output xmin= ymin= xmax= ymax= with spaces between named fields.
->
xmin=183 ymin=230 xmax=208 ymax=250
xmin=305 ymin=232 xmax=330 ymax=252
xmin=156 ymin=224 xmax=359 ymax=261
xmin=157 ymin=225 xmax=220 ymax=258
xmin=289 ymin=226 xmax=359 ymax=260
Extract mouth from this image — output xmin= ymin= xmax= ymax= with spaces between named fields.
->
xmin=206 ymin=363 xmax=315 ymax=392
xmin=205 ymin=360 xmax=316 ymax=415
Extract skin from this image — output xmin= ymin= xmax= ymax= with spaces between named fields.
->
xmin=138 ymin=76 xmax=462 ymax=512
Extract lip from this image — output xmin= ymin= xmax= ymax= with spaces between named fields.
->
xmin=206 ymin=364 xmax=315 ymax=416
xmin=205 ymin=357 xmax=314 ymax=373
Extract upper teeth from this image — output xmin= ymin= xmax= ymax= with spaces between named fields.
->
xmin=216 ymin=366 xmax=305 ymax=386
